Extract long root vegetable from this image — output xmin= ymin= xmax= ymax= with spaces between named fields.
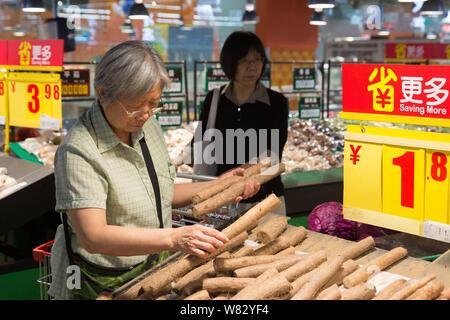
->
xmin=231 ymin=268 xmax=292 ymax=300
xmin=337 ymin=236 xmax=375 ymax=260
xmin=253 ymin=226 xmax=307 ymax=256
xmin=231 ymin=245 xmax=255 ymax=257
xmin=136 ymin=231 xmax=248 ymax=299
xmin=193 ymin=165 xmax=284 ymax=218
xmin=184 ymin=289 xmax=211 ymax=300
xmin=436 ymin=287 xmax=450 ymax=300
xmin=288 ymin=266 xmax=322 ymax=298
xmin=202 ymin=277 xmax=255 ymax=294
xmin=389 ymin=274 xmax=436 ymax=300
xmin=407 ymin=281 xmax=444 ymax=300
xmin=316 ymin=284 xmax=341 ymax=300
xmin=221 ymin=194 xmax=281 ymax=240
xmin=276 ymin=246 xmax=295 ymax=256
xmin=291 ymin=255 xmax=345 ymax=300
xmin=256 ymin=215 xmax=287 ymax=244
xmin=372 ymin=279 xmax=406 ymax=300
xmin=172 ymin=252 xmax=232 ymax=295
xmin=343 ymin=247 xmax=407 ymax=289
xmin=193 ymin=176 xmax=243 ymax=204
xmin=214 ymin=254 xmax=296 ymax=273
xmin=340 ymin=283 xmax=376 ymax=300
xmin=279 ymin=250 xmax=327 ymax=282
xmin=323 ymin=259 xmax=359 ymax=289
xmin=233 ymin=254 xmax=304 ymax=278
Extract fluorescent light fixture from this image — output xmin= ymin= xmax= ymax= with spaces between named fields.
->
xmin=129 ymin=0 xmax=149 ymax=20
xmin=398 ymin=0 xmax=427 ymax=2
xmin=308 ymin=0 xmax=335 ymax=9
xmin=420 ymin=0 xmax=444 ymax=15
xmin=310 ymin=9 xmax=327 ymax=25
xmin=22 ymin=0 xmax=45 ymax=13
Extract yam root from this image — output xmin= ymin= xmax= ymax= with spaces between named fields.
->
xmin=233 ymin=254 xmax=304 ymax=278
xmin=275 ymin=246 xmax=295 ymax=256
xmin=231 ymin=268 xmax=292 ymax=300
xmin=279 ymin=250 xmax=327 ymax=283
xmin=214 ymin=254 xmax=297 ymax=273
xmin=288 ymin=266 xmax=322 ymax=299
xmin=436 ymin=287 xmax=450 ymax=300
xmin=291 ymin=255 xmax=345 ymax=300
xmin=407 ymin=281 xmax=444 ymax=300
xmin=343 ymin=247 xmax=408 ymax=289
xmin=202 ymin=277 xmax=255 ymax=294
xmin=372 ymin=279 xmax=407 ymax=300
xmin=389 ymin=274 xmax=437 ymax=300
xmin=221 ymin=194 xmax=281 ymax=240
xmin=323 ymin=259 xmax=359 ymax=289
xmin=193 ymin=176 xmax=243 ymax=204
xmin=137 ymin=231 xmax=248 ymax=299
xmin=253 ymin=226 xmax=307 ymax=256
xmin=184 ymin=289 xmax=211 ymax=300
xmin=231 ymin=245 xmax=255 ymax=258
xmin=316 ymin=284 xmax=341 ymax=300
xmin=192 ymin=165 xmax=284 ymax=218
xmin=337 ymin=236 xmax=375 ymax=260
xmin=256 ymin=215 xmax=288 ymax=244
xmin=341 ymin=283 xmax=376 ymax=300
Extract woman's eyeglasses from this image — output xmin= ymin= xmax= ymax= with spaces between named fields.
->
xmin=118 ymin=98 xmax=164 ymax=119
xmin=238 ymin=57 xmax=264 ymax=67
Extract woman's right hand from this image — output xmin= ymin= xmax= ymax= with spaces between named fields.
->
xmin=170 ymin=224 xmax=229 ymax=259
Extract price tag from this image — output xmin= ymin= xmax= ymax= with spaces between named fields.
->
xmin=61 ymin=69 xmax=90 ymax=97
xmin=0 ymin=71 xmax=6 ymax=125
xmin=156 ymin=101 xmax=183 ymax=128
xmin=298 ymin=96 xmax=321 ymax=119
xmin=164 ymin=67 xmax=183 ymax=94
xmin=205 ymin=67 xmax=228 ymax=93
xmin=293 ymin=67 xmax=316 ymax=91
xmin=382 ymin=146 xmax=425 ymax=222
xmin=8 ymin=72 xmax=62 ymax=130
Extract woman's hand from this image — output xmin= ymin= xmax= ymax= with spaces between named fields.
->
xmin=170 ymin=224 xmax=229 ymax=259
xmin=218 ymin=167 xmax=261 ymax=203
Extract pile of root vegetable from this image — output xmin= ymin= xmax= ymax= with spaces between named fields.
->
xmin=98 ymin=194 xmax=449 ymax=301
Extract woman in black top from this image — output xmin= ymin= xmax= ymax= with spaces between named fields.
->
xmin=197 ymin=31 xmax=289 ymax=215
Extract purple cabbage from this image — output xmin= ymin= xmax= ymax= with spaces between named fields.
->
xmin=307 ymin=202 xmax=397 ymax=245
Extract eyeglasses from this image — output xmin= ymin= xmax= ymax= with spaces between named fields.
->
xmin=238 ymin=57 xmax=264 ymax=67
xmin=117 ymin=98 xmax=163 ymax=119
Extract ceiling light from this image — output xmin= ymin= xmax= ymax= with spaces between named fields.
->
xmin=308 ymin=0 xmax=335 ymax=9
xmin=129 ymin=0 xmax=149 ymax=20
xmin=22 ymin=0 xmax=45 ymax=13
xmin=420 ymin=0 xmax=444 ymax=15
xmin=242 ymin=10 xmax=259 ymax=24
xmin=310 ymin=9 xmax=327 ymax=25
xmin=397 ymin=0 xmax=427 ymax=2
xmin=121 ymin=18 xmax=134 ymax=33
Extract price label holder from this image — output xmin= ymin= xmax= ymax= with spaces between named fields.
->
xmin=343 ymin=124 xmax=450 ymax=240
xmin=293 ymin=67 xmax=316 ymax=91
xmin=0 ymin=71 xmax=7 ymax=125
xmin=298 ymin=96 xmax=321 ymax=119
xmin=164 ymin=67 xmax=183 ymax=94
xmin=8 ymin=72 xmax=62 ymax=130
xmin=156 ymin=100 xmax=183 ymax=128
xmin=61 ymin=69 xmax=90 ymax=97
xmin=205 ymin=67 xmax=228 ymax=93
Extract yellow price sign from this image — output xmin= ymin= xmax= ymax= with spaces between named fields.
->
xmin=0 ymin=71 xmax=6 ymax=125
xmin=382 ymin=146 xmax=425 ymax=222
xmin=343 ymin=125 xmax=450 ymax=241
xmin=8 ymin=72 xmax=62 ymax=130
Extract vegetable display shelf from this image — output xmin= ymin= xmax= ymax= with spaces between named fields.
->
xmin=0 ymin=153 xmax=55 ymax=236
xmin=282 ymin=167 xmax=343 ymax=216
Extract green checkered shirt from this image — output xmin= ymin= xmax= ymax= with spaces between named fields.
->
xmin=49 ymin=100 xmax=175 ymax=298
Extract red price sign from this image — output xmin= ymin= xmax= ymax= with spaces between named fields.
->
xmin=7 ymin=40 xmax=63 ymax=68
xmin=0 ymin=40 xmax=7 ymax=66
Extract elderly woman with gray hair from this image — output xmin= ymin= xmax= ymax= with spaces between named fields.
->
xmin=49 ymin=41 xmax=260 ymax=300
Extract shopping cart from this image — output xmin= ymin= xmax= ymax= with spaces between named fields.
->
xmin=32 ymin=240 xmax=54 ymax=300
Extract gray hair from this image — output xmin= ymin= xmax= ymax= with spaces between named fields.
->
xmin=94 ymin=41 xmax=170 ymax=106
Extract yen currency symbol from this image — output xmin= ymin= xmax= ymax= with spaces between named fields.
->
xmin=350 ymin=144 xmax=362 ymax=165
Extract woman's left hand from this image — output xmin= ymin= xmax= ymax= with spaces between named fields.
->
xmin=218 ymin=168 xmax=261 ymax=203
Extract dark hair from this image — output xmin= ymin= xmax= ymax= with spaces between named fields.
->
xmin=220 ymin=31 xmax=268 ymax=81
